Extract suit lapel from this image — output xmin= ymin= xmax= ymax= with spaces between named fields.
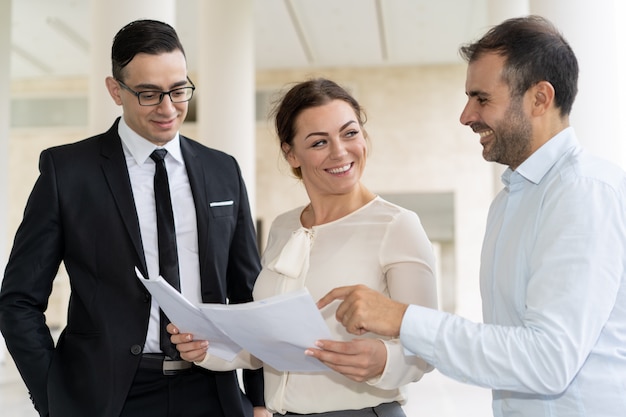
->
xmin=99 ymin=121 xmax=147 ymax=272
xmin=181 ymin=136 xmax=210 ymax=267
xmin=181 ymin=137 xmax=219 ymax=300
xmin=181 ymin=137 xmax=209 ymax=228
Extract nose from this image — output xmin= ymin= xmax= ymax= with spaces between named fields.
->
xmin=329 ymin=139 xmax=347 ymax=159
xmin=459 ymin=100 xmax=476 ymax=126
xmin=156 ymin=93 xmax=177 ymax=112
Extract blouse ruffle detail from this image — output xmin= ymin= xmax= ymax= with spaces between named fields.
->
xmin=269 ymin=227 xmax=313 ymax=279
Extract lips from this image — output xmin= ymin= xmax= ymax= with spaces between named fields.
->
xmin=326 ymin=163 xmax=352 ymax=174
xmin=477 ymin=129 xmax=494 ymax=146
xmin=153 ymin=119 xmax=176 ymax=129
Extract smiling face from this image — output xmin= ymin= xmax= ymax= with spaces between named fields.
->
xmin=283 ymin=99 xmax=368 ymax=200
xmin=459 ymin=52 xmax=534 ymax=170
xmin=106 ymin=50 xmax=189 ymax=146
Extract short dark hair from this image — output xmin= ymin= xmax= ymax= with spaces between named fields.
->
xmin=272 ymin=78 xmax=367 ymax=179
xmin=459 ymin=15 xmax=578 ymax=116
xmin=111 ymin=19 xmax=186 ymax=81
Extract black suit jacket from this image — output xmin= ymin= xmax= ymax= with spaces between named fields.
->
xmin=0 ymin=119 xmax=264 ymax=416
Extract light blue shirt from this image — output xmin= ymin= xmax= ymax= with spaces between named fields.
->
xmin=401 ymin=127 xmax=626 ymax=416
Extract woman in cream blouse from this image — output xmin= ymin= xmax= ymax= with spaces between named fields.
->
xmin=170 ymin=78 xmax=438 ymax=417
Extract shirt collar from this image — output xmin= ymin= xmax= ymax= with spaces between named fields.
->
xmin=117 ymin=116 xmax=183 ymax=165
xmin=502 ymin=127 xmax=579 ymax=186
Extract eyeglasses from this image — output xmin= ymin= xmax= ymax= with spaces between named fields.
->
xmin=116 ymin=77 xmax=196 ymax=106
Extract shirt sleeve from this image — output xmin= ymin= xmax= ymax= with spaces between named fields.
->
xmin=369 ymin=209 xmax=438 ymax=389
xmin=400 ymin=175 xmax=626 ymax=394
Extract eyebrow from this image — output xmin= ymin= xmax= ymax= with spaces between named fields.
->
xmin=304 ymin=120 xmax=357 ymax=140
xmin=133 ymin=79 xmax=189 ymax=90
xmin=466 ymin=90 xmax=485 ymax=97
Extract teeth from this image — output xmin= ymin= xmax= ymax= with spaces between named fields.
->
xmin=327 ymin=163 xmax=351 ymax=174
xmin=479 ymin=130 xmax=493 ymax=138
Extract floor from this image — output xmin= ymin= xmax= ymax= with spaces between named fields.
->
xmin=1 ymin=348 xmax=491 ymax=417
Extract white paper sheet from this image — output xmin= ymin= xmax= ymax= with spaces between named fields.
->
xmin=135 ymin=267 xmax=333 ymax=372
xmin=135 ymin=268 xmax=241 ymax=361
xmin=199 ymin=288 xmax=333 ymax=372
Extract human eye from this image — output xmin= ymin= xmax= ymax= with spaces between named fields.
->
xmin=344 ymin=129 xmax=360 ymax=138
xmin=473 ymin=93 xmax=490 ymax=105
xmin=170 ymin=89 xmax=187 ymax=99
xmin=311 ymin=139 xmax=327 ymax=148
xmin=139 ymin=91 xmax=159 ymax=101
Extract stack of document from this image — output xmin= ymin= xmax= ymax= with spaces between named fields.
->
xmin=135 ymin=268 xmax=332 ymax=372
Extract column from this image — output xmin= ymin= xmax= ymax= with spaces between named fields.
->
xmin=196 ymin=0 xmax=256 ymax=215
xmin=89 ymin=0 xmax=176 ymax=134
xmin=0 ymin=0 xmax=11 ymax=363
xmin=530 ymin=0 xmax=626 ymax=168
xmin=438 ymin=242 xmax=457 ymax=313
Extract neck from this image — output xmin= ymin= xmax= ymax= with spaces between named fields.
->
xmin=532 ymin=112 xmax=569 ymax=151
xmin=301 ymin=184 xmax=376 ymax=228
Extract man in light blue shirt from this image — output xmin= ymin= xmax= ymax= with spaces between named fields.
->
xmin=310 ymin=15 xmax=626 ymax=417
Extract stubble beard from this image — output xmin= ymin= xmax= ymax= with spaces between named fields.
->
xmin=484 ymin=98 xmax=533 ymax=169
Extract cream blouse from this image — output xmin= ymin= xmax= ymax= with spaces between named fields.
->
xmin=255 ymin=196 xmax=437 ymax=414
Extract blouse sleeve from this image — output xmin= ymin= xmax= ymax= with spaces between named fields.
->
xmin=195 ymin=349 xmax=262 ymax=372
xmin=369 ymin=209 xmax=438 ymax=389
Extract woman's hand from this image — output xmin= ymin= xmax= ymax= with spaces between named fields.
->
xmin=253 ymin=406 xmax=273 ymax=417
xmin=305 ymin=338 xmax=387 ymax=382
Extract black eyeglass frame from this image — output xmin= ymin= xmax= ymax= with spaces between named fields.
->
xmin=116 ymin=76 xmax=196 ymax=106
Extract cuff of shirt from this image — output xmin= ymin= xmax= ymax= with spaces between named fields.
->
xmin=400 ymin=304 xmax=445 ymax=364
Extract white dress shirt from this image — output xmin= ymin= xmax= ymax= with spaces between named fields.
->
xmin=400 ymin=127 xmax=626 ymax=416
xmin=118 ymin=117 xmax=201 ymax=354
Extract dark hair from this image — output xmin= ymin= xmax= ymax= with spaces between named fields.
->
xmin=111 ymin=19 xmax=186 ymax=81
xmin=459 ymin=15 xmax=578 ymax=116
xmin=272 ymin=78 xmax=367 ymax=178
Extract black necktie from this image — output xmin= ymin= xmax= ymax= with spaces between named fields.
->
xmin=150 ymin=149 xmax=181 ymax=359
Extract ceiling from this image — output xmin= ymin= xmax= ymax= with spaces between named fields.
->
xmin=10 ymin=0 xmax=490 ymax=80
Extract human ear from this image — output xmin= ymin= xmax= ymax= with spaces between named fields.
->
xmin=281 ymin=142 xmax=300 ymax=168
xmin=105 ymin=76 xmax=123 ymax=105
xmin=531 ymin=81 xmax=555 ymax=116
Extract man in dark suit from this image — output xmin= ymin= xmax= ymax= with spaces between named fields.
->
xmin=0 ymin=19 xmax=268 ymax=417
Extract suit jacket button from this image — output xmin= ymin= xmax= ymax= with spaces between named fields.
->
xmin=130 ymin=345 xmax=142 ymax=355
